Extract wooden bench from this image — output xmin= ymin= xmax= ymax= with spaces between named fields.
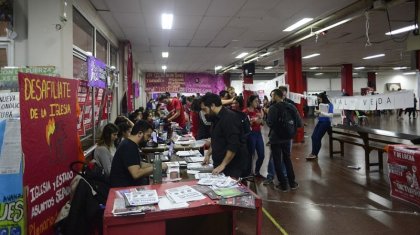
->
xmin=328 ymin=124 xmax=420 ymax=172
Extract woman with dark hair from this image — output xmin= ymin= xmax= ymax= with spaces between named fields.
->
xmin=94 ymin=123 xmax=119 ymax=176
xmin=243 ymin=95 xmax=265 ymax=177
xmin=115 ymin=122 xmax=133 ymax=147
xmin=307 ymin=92 xmax=334 ymax=160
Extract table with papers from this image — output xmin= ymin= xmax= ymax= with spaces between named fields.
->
xmin=104 ymin=180 xmax=262 ymax=235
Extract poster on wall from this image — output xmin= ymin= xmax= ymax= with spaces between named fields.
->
xmin=18 ymin=73 xmax=80 ymax=235
xmin=145 ymin=72 xmax=225 ymax=94
xmin=387 ymin=145 xmax=420 ymax=207
xmin=87 ymin=56 xmax=106 ymax=89
xmin=0 ymin=119 xmax=24 ymax=235
xmin=0 ymin=67 xmax=57 ymax=92
xmin=77 ymin=80 xmax=88 ymax=136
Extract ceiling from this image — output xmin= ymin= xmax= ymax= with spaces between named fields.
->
xmin=90 ymin=0 xmax=418 ymax=74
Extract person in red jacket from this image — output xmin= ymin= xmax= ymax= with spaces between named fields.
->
xmin=158 ymin=93 xmax=186 ymax=128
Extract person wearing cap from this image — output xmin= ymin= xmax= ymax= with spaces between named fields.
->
xmin=110 ymin=120 xmax=167 ymax=187
xmin=158 ymin=93 xmax=187 ymax=128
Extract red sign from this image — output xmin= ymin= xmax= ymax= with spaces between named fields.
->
xmin=77 ymin=80 xmax=88 ymax=136
xmin=18 ymin=73 xmax=80 ymax=235
xmin=388 ymin=145 xmax=420 ymax=207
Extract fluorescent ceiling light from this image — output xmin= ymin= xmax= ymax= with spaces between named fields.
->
xmin=363 ymin=54 xmax=385 ymax=60
xmin=352 ymin=73 xmax=358 ymax=75
xmin=315 ymin=73 xmax=324 ymax=76
xmin=162 ymin=52 xmax=169 ymax=58
xmin=235 ymin=52 xmax=249 ymax=59
xmin=161 ymin=13 xmax=173 ymax=30
xmin=403 ymin=72 xmax=416 ymax=75
xmin=354 ymin=66 xmax=365 ymax=70
xmin=162 ymin=65 xmax=167 ymax=70
xmin=244 ymin=57 xmax=258 ymax=64
xmin=309 ymin=67 xmax=319 ymax=70
xmin=215 ymin=65 xmax=222 ymax=70
xmin=302 ymin=53 xmax=320 ymax=59
xmin=393 ymin=67 xmax=408 ymax=70
xmin=259 ymin=52 xmax=271 ymax=57
xmin=284 ymin=18 xmax=313 ymax=32
xmin=315 ymin=19 xmax=350 ymax=34
xmin=264 ymin=66 xmax=273 ymax=70
xmin=385 ymin=25 xmax=418 ymax=36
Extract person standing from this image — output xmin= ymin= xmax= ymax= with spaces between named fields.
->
xmin=267 ymin=89 xmax=302 ymax=192
xmin=110 ymin=120 xmax=167 ymax=187
xmin=307 ymin=92 xmax=334 ymax=160
xmin=200 ymin=93 xmax=248 ymax=178
xmin=243 ymin=95 xmax=265 ymax=178
xmin=159 ymin=93 xmax=187 ymax=129
xmin=94 ymin=123 xmax=119 ymax=177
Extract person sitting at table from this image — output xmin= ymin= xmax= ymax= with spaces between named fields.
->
xmin=94 ymin=123 xmax=119 ymax=177
xmin=110 ymin=120 xmax=168 ymax=187
xmin=200 ymin=93 xmax=248 ymax=178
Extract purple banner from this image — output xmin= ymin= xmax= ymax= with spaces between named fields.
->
xmin=134 ymin=80 xmax=140 ymax=98
xmin=87 ymin=56 xmax=107 ymax=89
xmin=145 ymin=73 xmax=225 ymax=94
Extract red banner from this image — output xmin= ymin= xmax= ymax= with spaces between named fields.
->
xmin=18 ymin=73 xmax=80 ymax=235
xmin=77 ymin=80 xmax=88 ymax=136
xmin=126 ymin=42 xmax=133 ymax=112
xmin=388 ymin=145 xmax=420 ymax=207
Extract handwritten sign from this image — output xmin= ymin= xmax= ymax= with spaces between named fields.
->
xmin=331 ymin=91 xmax=414 ymax=110
xmin=0 ymin=67 xmax=56 ymax=92
xmin=18 ymin=73 xmax=80 ymax=235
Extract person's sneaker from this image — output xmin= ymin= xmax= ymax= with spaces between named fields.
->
xmin=306 ymin=154 xmax=317 ymax=160
xmin=290 ymin=182 xmax=299 ymax=190
xmin=263 ymin=178 xmax=273 ymax=185
xmin=275 ymin=185 xmax=289 ymax=192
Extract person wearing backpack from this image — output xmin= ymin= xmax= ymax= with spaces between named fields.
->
xmin=267 ymin=89 xmax=302 ymax=192
xmin=200 ymin=93 xmax=248 ymax=178
xmin=306 ymin=92 xmax=334 ymax=160
xmin=243 ymin=95 xmax=265 ymax=178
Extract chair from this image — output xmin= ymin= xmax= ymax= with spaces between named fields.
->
xmin=355 ymin=111 xmax=368 ymax=125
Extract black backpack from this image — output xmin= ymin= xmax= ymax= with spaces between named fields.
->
xmin=231 ymin=109 xmax=252 ymax=137
xmin=271 ymin=102 xmax=298 ymax=140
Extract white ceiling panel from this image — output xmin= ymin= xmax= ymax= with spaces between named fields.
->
xmin=113 ymin=12 xmax=146 ymax=29
xmin=104 ymin=0 xmax=141 ymax=13
xmin=198 ymin=16 xmax=230 ymax=31
xmin=205 ymin=0 xmax=247 ymax=17
xmin=97 ymin=0 xmax=415 ymax=72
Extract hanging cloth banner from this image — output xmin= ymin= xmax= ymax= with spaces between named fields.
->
xmin=330 ymin=90 xmax=414 ymax=110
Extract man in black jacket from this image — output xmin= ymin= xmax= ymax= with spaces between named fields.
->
xmin=267 ymin=89 xmax=302 ymax=192
xmin=200 ymin=93 xmax=248 ymax=178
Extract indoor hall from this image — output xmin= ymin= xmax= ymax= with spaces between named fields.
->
xmin=1 ymin=0 xmax=420 ymax=235
xmin=236 ymin=114 xmax=420 ymax=234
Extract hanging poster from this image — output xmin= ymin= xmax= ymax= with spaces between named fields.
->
xmin=0 ymin=67 xmax=56 ymax=92
xmin=18 ymin=73 xmax=80 ymax=235
xmin=77 ymin=80 xmax=88 ymax=136
xmin=87 ymin=56 xmax=107 ymax=89
xmin=0 ymin=92 xmax=20 ymax=119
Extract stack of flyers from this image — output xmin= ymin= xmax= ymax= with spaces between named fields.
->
xmin=165 ymin=185 xmax=206 ymax=204
xmin=123 ymin=189 xmax=159 ymax=206
xmin=112 ymin=198 xmax=155 ymax=216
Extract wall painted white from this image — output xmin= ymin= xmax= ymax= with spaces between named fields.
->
xmin=375 ymin=72 xmax=418 ymax=108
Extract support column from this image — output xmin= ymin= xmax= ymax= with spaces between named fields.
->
xmin=284 ymin=46 xmax=304 ymax=143
xmin=341 ymin=64 xmax=353 ymax=95
xmin=367 ymin=72 xmax=376 ymax=91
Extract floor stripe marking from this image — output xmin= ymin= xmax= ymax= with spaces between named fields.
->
xmin=262 ymin=207 xmax=288 ymax=235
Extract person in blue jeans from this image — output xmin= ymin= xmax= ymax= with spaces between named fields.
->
xmin=307 ymin=92 xmax=334 ymax=160
xmin=243 ymin=95 xmax=265 ymax=177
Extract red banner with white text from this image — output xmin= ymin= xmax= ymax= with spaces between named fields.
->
xmin=387 ymin=145 xmax=420 ymax=207
xmin=18 ymin=73 xmax=80 ymax=235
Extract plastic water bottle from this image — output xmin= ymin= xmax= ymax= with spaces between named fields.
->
xmin=153 ymin=152 xmax=162 ymax=184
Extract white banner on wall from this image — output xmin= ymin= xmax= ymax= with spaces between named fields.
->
xmin=331 ymin=90 xmax=414 ymax=110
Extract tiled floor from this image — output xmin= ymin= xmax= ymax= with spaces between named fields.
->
xmin=236 ymin=113 xmax=420 ymax=235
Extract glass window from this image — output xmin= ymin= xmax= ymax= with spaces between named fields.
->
xmin=96 ymin=31 xmax=107 ymax=63
xmin=110 ymin=45 xmax=118 ymax=68
xmin=73 ymin=8 xmax=94 ymax=53
xmin=73 ymin=55 xmax=88 ymax=81
xmin=0 ymin=47 xmax=7 ymax=67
